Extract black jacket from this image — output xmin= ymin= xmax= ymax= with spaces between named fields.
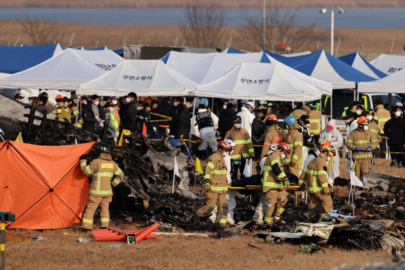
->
xmin=170 ymin=104 xmax=190 ymax=139
xmin=156 ymin=102 xmax=174 ymax=126
xmin=136 ymin=109 xmax=153 ymax=132
xmin=219 ymin=108 xmax=237 ymax=137
xmin=251 ymin=117 xmax=265 ymax=144
xmin=82 ymin=104 xmax=105 ymax=133
xmin=121 ymin=100 xmax=137 ymax=130
xmin=384 ymin=117 xmax=405 ymax=145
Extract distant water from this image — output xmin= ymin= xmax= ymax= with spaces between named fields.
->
xmin=0 ymin=8 xmax=404 ymax=29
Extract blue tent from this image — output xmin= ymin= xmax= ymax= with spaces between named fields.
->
xmin=0 ymin=44 xmax=63 ymax=74
xmin=339 ymin=52 xmax=387 ymax=79
xmin=263 ymin=50 xmax=376 ymax=89
xmin=223 ymin=47 xmax=246 ymax=54
xmin=113 ymin=48 xmax=124 ymax=55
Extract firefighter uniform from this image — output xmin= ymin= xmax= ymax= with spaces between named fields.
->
xmin=80 ymin=153 xmax=124 ymax=229
xmin=309 ymin=109 xmax=321 ymax=144
xmin=261 ymin=125 xmax=284 ymax=159
xmin=291 ymin=106 xmax=310 ymax=120
xmin=225 ymin=127 xmax=255 ymax=177
xmin=346 ymin=128 xmax=379 ymax=179
xmin=282 ymin=123 xmax=303 ymax=177
xmin=368 ymin=120 xmax=380 ymax=140
xmin=197 ymin=151 xmax=228 ymax=226
xmin=374 ymin=104 xmax=391 ymax=157
xmin=262 ymin=150 xmax=288 ymax=225
xmin=298 ymin=152 xmax=332 ymax=213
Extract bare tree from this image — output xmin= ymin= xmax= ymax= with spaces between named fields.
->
xmin=17 ymin=15 xmax=60 ymax=45
xmin=179 ymin=0 xmax=227 ymax=48
xmin=241 ymin=7 xmax=321 ymax=53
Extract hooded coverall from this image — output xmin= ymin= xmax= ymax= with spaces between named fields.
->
xmin=197 ymin=151 xmax=228 ymax=227
xmin=282 ymin=123 xmax=303 ymax=177
xmin=346 ymin=128 xmax=378 ymax=179
xmin=81 ymin=153 xmax=124 ymax=229
xmin=262 ymin=150 xmax=288 ymax=225
xmin=298 ymin=152 xmax=333 ymax=213
xmin=237 ymin=107 xmax=255 ymax=137
xmin=319 ymin=123 xmax=343 ymax=183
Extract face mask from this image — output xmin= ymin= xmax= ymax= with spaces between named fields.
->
xmin=281 ymin=153 xmax=286 ymax=159
xmin=174 ymin=102 xmax=179 ymax=106
xmin=126 ymin=97 xmax=130 ymax=103
xmin=366 ymin=115 xmax=373 ymax=121
xmin=64 ymin=102 xmax=68 ymax=107
xmin=234 ymin=124 xmax=241 ymax=129
xmin=94 ymin=101 xmax=100 ymax=106
xmin=327 ymin=156 xmax=331 ymax=162
xmin=109 ymin=108 xmax=114 ymax=112
xmin=363 ymin=125 xmax=369 ymax=131
xmin=356 ymin=110 xmax=363 ymax=115
xmin=223 ymin=105 xmax=227 ymax=109
xmin=222 ymin=152 xmax=228 ymax=157
xmin=112 ymin=100 xmax=118 ymax=105
xmin=327 ymin=125 xmax=333 ymax=131
xmin=395 ymin=111 xmax=402 ymax=117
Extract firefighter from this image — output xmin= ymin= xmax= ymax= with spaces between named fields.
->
xmin=52 ymin=94 xmax=66 ymax=115
xmin=298 ymin=140 xmax=334 ymax=213
xmin=283 ymin=115 xmax=303 ymax=177
xmin=194 ymin=99 xmax=219 ymax=158
xmin=262 ymin=142 xmax=291 ymax=225
xmin=194 ymin=140 xmax=232 ymax=228
xmin=80 ymin=143 xmax=124 ymax=232
xmin=225 ymin=116 xmax=255 ymax=179
xmin=365 ymin=110 xmax=380 ymax=144
xmin=346 ymin=116 xmax=379 ymax=179
xmin=261 ymin=114 xmax=284 ymax=159
xmin=374 ymin=101 xmax=391 ymax=158
xmin=291 ymin=104 xmax=310 ymax=120
xmin=308 ymin=103 xmax=322 ymax=145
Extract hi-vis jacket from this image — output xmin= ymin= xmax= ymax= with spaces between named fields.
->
xmin=262 ymin=150 xmax=287 ymax=193
xmin=346 ymin=128 xmax=378 ymax=160
xmin=225 ymin=127 xmax=255 ymax=160
xmin=261 ymin=126 xmax=284 ymax=159
xmin=374 ymin=105 xmax=391 ymax=135
xmin=204 ymin=151 xmax=228 ymax=194
xmin=309 ymin=109 xmax=321 ymax=135
xmin=282 ymin=123 xmax=303 ymax=165
xmin=298 ymin=152 xmax=328 ymax=193
xmin=80 ymin=153 xmax=124 ymax=196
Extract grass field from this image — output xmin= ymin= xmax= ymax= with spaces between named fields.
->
xmin=1 ymin=0 xmax=404 ymax=8
xmin=1 ymin=20 xmax=405 ymax=60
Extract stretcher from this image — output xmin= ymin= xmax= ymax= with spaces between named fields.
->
xmin=227 ymin=185 xmax=303 ymax=192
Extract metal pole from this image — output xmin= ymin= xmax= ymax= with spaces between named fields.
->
xmin=69 ymin=32 xmax=75 ymax=47
xmin=122 ymin=36 xmax=127 ymax=48
xmin=262 ymin=0 xmax=266 ymax=50
xmin=174 ymin=36 xmax=179 ymax=47
xmin=14 ymin=35 xmax=20 ymax=47
xmin=390 ymin=38 xmax=396 ymax=54
xmin=335 ymin=37 xmax=341 ymax=56
xmin=331 ymin=10 xmax=334 ymax=55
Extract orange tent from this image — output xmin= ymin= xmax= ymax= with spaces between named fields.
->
xmin=0 ymin=141 xmax=94 ymax=229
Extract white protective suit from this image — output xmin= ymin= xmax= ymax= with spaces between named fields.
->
xmin=252 ymin=154 xmax=269 ymax=224
xmin=319 ymin=120 xmax=343 ymax=182
xmin=236 ymin=106 xmax=255 ymax=137
xmin=210 ymin=153 xmax=237 ymax=225
xmin=190 ymin=108 xmax=219 ymax=152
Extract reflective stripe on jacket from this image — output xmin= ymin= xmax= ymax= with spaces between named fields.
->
xmin=298 ymin=152 xmax=328 ymax=193
xmin=346 ymin=128 xmax=378 ymax=159
xmin=225 ymin=127 xmax=255 ymax=160
xmin=282 ymin=123 xmax=303 ymax=165
xmin=204 ymin=151 xmax=228 ymax=193
xmin=309 ymin=110 xmax=321 ymax=135
xmin=262 ymin=151 xmax=287 ymax=193
xmin=261 ymin=125 xmax=284 ymax=159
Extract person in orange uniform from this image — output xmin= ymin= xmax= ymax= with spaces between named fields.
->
xmin=80 ymin=143 xmax=124 ymax=232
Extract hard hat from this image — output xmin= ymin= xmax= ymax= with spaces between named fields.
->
xmin=38 ymin=92 xmax=48 ymax=99
xmin=234 ymin=116 xmax=242 ymax=123
xmin=277 ymin=142 xmax=291 ymax=155
xmin=97 ymin=142 xmax=111 ymax=154
xmin=319 ymin=140 xmax=334 ymax=156
xmin=285 ymin=115 xmax=297 ymax=126
xmin=267 ymin=114 xmax=278 ymax=122
xmin=217 ymin=140 xmax=232 ymax=152
xmin=55 ymin=94 xmax=64 ymax=101
xmin=357 ymin=116 xmax=369 ymax=125
xmin=224 ymin=138 xmax=236 ymax=148
xmin=246 ymin=101 xmax=255 ymax=110
xmin=200 ymin=98 xmax=209 ymax=107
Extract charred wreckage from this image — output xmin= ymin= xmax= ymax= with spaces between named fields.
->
xmin=3 ymin=94 xmax=405 ymax=254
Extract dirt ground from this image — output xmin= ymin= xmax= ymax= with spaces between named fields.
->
xmin=5 ymin=226 xmax=393 ymax=270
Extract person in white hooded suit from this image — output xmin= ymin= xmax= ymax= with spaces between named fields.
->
xmin=237 ymin=101 xmax=255 ymax=137
xmin=320 ymin=119 xmax=343 ymax=183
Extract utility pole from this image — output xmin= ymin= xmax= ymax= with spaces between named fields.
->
xmin=262 ymin=0 xmax=266 ymax=50
xmin=331 ymin=10 xmax=334 ymax=55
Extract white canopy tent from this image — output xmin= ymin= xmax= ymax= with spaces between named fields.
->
xmin=0 ymin=48 xmax=123 ymax=90
xmin=371 ymin=54 xmax=405 ymax=75
xmin=358 ymin=68 xmax=405 ymax=93
xmin=77 ymin=60 xmax=198 ymax=96
xmin=191 ymin=62 xmax=331 ymax=101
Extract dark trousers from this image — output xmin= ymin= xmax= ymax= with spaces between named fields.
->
xmin=379 ymin=138 xmax=387 ymax=158
xmin=389 ymin=144 xmax=405 ymax=166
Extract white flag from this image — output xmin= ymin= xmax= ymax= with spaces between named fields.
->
xmin=174 ymin=156 xmax=180 ymax=178
xmin=350 ymin=171 xmax=364 ymax=188
xmin=243 ymin=159 xmax=252 ymax=177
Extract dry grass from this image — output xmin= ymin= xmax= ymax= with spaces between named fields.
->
xmin=0 ymin=20 xmax=405 ymax=60
xmin=0 ymin=0 xmax=404 ymax=8
xmin=5 ymin=225 xmax=392 ymax=270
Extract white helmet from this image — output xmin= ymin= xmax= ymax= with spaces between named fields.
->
xmin=267 ymin=144 xmax=278 ymax=156
xmin=224 ymin=138 xmax=236 ymax=154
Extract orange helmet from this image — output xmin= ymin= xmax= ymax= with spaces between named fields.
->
xmin=217 ymin=140 xmax=232 ymax=152
xmin=319 ymin=140 xmax=334 ymax=156
xmin=55 ymin=94 xmax=64 ymax=101
xmin=267 ymin=114 xmax=278 ymax=121
xmin=357 ymin=116 xmax=369 ymax=125
xmin=277 ymin=142 xmax=291 ymax=155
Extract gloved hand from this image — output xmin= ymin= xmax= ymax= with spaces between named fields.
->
xmin=256 ymin=165 xmax=262 ymax=175
xmin=203 ymin=183 xmax=211 ymax=191
xmin=290 ymin=162 xmax=296 ymax=167
xmin=323 ymin=186 xmax=331 ymax=195
xmin=355 ymin=146 xmax=362 ymax=151
xmin=283 ymin=180 xmax=290 ymax=188
xmin=366 ymin=147 xmax=372 ymax=152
